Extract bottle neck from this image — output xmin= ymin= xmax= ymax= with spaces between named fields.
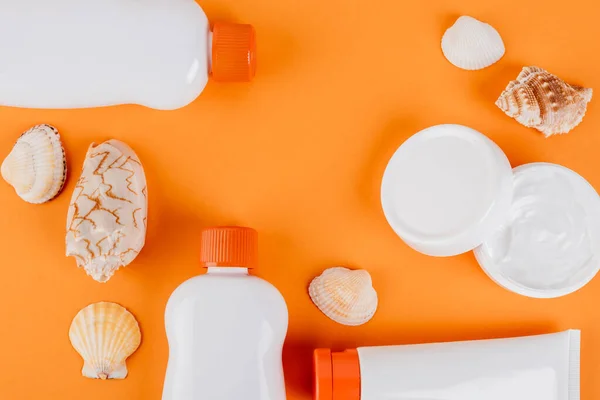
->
xmin=206 ymin=267 xmax=249 ymax=275
xmin=207 ymin=31 xmax=213 ymax=74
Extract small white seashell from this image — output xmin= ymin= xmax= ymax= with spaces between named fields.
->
xmin=308 ymin=266 xmax=378 ymax=326
xmin=69 ymin=302 xmax=142 ymax=380
xmin=441 ymin=16 xmax=505 ymax=70
xmin=1 ymin=124 xmax=67 ymax=204
xmin=66 ymin=140 xmax=148 ymax=283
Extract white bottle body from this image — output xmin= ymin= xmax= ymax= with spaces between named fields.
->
xmin=163 ymin=268 xmax=288 ymax=400
xmin=0 ymin=0 xmax=210 ymax=110
xmin=358 ymin=330 xmax=579 ymax=400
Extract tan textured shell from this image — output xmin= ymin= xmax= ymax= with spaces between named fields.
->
xmin=66 ymin=140 xmax=147 ymax=282
xmin=69 ymin=302 xmax=141 ymax=380
xmin=308 ymin=267 xmax=378 ymax=326
xmin=496 ymin=66 xmax=593 ymax=137
xmin=1 ymin=124 xmax=67 ymax=204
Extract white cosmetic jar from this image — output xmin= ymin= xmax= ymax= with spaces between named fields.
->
xmin=381 ymin=124 xmax=600 ymax=298
xmin=475 ymin=163 xmax=600 ymax=298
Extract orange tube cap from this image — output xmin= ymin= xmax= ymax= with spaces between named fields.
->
xmin=200 ymin=226 xmax=258 ymax=269
xmin=313 ymin=349 xmax=360 ymax=400
xmin=211 ymin=22 xmax=256 ymax=82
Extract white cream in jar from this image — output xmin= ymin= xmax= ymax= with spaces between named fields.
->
xmin=475 ymin=163 xmax=600 ymax=298
xmin=381 ymin=125 xmax=600 ymax=298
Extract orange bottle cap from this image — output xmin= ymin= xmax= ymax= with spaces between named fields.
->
xmin=200 ymin=226 xmax=258 ymax=269
xmin=313 ymin=349 xmax=361 ymax=400
xmin=211 ymin=22 xmax=256 ymax=82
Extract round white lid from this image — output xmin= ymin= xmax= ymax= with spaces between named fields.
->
xmin=381 ymin=124 xmax=514 ymax=256
xmin=475 ymin=163 xmax=600 ymax=298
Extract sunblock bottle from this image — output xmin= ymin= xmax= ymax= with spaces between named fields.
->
xmin=314 ymin=330 xmax=580 ymax=400
xmin=0 ymin=0 xmax=255 ymax=110
xmin=163 ymin=227 xmax=288 ymax=400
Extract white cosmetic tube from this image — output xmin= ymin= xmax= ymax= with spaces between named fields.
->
xmin=313 ymin=330 xmax=580 ymax=400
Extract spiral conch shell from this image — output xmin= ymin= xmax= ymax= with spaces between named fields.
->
xmin=496 ymin=66 xmax=593 ymax=137
xmin=66 ymin=140 xmax=147 ymax=282
xmin=309 ymin=267 xmax=378 ymax=326
xmin=69 ymin=302 xmax=141 ymax=380
xmin=441 ymin=16 xmax=505 ymax=70
xmin=1 ymin=124 xmax=67 ymax=204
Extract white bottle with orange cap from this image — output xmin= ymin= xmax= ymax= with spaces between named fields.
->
xmin=0 ymin=0 xmax=255 ymax=110
xmin=162 ymin=226 xmax=288 ymax=400
xmin=313 ymin=330 xmax=580 ymax=400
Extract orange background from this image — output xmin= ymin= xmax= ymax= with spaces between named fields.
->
xmin=0 ymin=0 xmax=599 ymax=399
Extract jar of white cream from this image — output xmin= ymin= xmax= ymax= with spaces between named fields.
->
xmin=381 ymin=124 xmax=600 ymax=298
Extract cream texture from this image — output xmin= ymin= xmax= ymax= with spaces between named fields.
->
xmin=476 ymin=163 xmax=600 ymax=297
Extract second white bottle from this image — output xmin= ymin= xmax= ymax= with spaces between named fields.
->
xmin=163 ymin=227 xmax=288 ymax=400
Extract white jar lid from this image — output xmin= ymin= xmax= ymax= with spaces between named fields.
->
xmin=474 ymin=163 xmax=600 ymax=298
xmin=381 ymin=124 xmax=514 ymax=256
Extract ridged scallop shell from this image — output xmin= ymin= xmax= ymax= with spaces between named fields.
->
xmin=69 ymin=302 xmax=141 ymax=380
xmin=308 ymin=267 xmax=378 ymax=326
xmin=1 ymin=124 xmax=67 ymax=204
xmin=496 ymin=66 xmax=593 ymax=137
xmin=441 ymin=16 xmax=505 ymax=70
xmin=66 ymin=140 xmax=147 ymax=283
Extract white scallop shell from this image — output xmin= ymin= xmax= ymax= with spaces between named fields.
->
xmin=308 ymin=267 xmax=378 ymax=326
xmin=1 ymin=124 xmax=67 ymax=204
xmin=441 ymin=16 xmax=505 ymax=70
xmin=69 ymin=302 xmax=142 ymax=380
xmin=66 ymin=140 xmax=147 ymax=283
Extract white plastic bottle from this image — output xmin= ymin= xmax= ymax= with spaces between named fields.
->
xmin=163 ymin=227 xmax=288 ymax=400
xmin=0 ymin=0 xmax=256 ymax=110
xmin=313 ymin=330 xmax=580 ymax=400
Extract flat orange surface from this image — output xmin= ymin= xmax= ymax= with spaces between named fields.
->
xmin=0 ymin=0 xmax=599 ymax=399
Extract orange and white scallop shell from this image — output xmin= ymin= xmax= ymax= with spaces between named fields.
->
xmin=69 ymin=302 xmax=142 ymax=380
xmin=309 ymin=266 xmax=378 ymax=326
